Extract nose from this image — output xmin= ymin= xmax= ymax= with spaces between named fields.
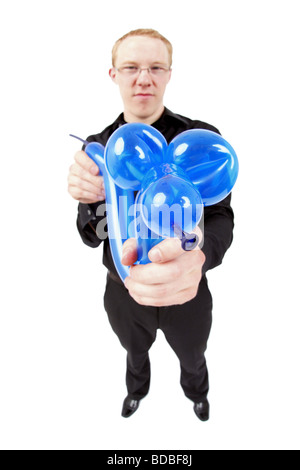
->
xmin=136 ymin=68 xmax=152 ymax=86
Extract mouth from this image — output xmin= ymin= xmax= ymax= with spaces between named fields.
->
xmin=134 ymin=93 xmax=154 ymax=98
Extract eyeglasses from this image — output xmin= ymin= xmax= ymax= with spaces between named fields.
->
xmin=115 ymin=65 xmax=171 ymax=77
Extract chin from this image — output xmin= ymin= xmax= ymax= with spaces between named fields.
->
xmin=124 ymin=99 xmax=164 ymax=123
xmin=133 ymin=103 xmax=160 ymax=120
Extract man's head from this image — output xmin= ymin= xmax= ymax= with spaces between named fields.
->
xmin=111 ymin=29 xmax=173 ymax=68
xmin=109 ymin=29 xmax=173 ymax=125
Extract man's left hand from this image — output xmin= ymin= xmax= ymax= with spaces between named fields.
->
xmin=121 ymin=227 xmax=205 ymax=307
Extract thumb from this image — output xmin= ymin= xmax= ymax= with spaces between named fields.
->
xmin=121 ymin=238 xmax=138 ymax=266
xmin=148 ymin=237 xmax=183 ymax=264
xmin=148 ymin=226 xmax=203 ymax=263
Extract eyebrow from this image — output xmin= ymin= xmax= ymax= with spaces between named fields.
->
xmin=120 ymin=61 xmax=138 ymax=65
xmin=119 ymin=61 xmax=168 ymax=67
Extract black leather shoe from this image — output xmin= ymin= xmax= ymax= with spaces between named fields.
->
xmin=193 ymin=399 xmax=210 ymax=421
xmin=121 ymin=396 xmax=140 ymax=418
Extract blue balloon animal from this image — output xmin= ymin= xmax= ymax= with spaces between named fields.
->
xmin=70 ymin=123 xmax=238 ymax=282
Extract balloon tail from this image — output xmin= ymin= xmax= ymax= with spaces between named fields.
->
xmin=173 ymin=224 xmax=199 ymax=251
xmin=69 ymin=134 xmax=89 ymax=146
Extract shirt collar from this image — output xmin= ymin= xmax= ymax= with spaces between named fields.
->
xmin=113 ymin=107 xmax=177 ymax=128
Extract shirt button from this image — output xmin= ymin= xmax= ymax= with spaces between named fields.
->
xmin=87 ymin=209 xmax=92 ymax=215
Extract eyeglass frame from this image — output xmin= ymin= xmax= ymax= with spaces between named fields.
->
xmin=114 ymin=65 xmax=172 ymax=77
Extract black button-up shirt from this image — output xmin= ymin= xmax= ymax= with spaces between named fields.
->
xmin=77 ymin=107 xmax=234 ymax=279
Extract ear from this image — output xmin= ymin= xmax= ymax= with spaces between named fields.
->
xmin=109 ymin=68 xmax=117 ymax=83
xmin=105 ymin=123 xmax=167 ymax=190
xmin=167 ymin=129 xmax=239 ymax=206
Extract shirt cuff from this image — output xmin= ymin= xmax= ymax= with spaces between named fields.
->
xmin=78 ymin=202 xmax=100 ymax=229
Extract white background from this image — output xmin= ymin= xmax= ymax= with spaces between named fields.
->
xmin=0 ymin=0 xmax=299 ymax=450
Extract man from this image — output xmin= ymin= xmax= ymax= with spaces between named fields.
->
xmin=68 ymin=29 xmax=234 ymax=421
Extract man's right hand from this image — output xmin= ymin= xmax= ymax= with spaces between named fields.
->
xmin=67 ymin=151 xmax=106 ymax=204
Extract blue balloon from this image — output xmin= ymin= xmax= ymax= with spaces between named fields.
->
xmin=167 ymin=129 xmax=239 ymax=206
xmin=70 ymin=124 xmax=238 ymax=282
xmin=138 ymin=163 xmax=203 ymax=238
xmin=105 ymin=123 xmax=168 ymax=189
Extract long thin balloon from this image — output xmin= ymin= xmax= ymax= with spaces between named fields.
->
xmin=70 ymin=135 xmax=134 ymax=281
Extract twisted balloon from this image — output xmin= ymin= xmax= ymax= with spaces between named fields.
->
xmin=71 ymin=123 xmax=239 ymax=282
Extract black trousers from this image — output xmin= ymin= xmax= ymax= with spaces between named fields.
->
xmin=104 ymin=274 xmax=213 ymax=402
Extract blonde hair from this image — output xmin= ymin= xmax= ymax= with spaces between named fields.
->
xmin=112 ymin=29 xmax=173 ymax=67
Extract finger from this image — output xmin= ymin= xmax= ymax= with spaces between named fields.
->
xmin=129 ymin=246 xmax=205 ymax=285
xmin=121 ymin=238 xmax=138 ymax=266
xmin=68 ymin=174 xmax=104 ymax=198
xmin=74 ymin=151 xmax=100 ymax=176
xmin=75 ymin=197 xmax=102 ymax=204
xmin=129 ymin=258 xmax=181 ymax=285
xmin=125 ymin=272 xmax=192 ymax=300
xmin=68 ymin=185 xmax=105 ymax=203
xmin=193 ymin=226 xmax=203 ymax=247
xmin=127 ymin=284 xmax=197 ymax=307
xmin=69 ymin=163 xmax=104 ymax=188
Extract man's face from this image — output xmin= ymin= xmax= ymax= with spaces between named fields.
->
xmin=109 ymin=36 xmax=172 ymax=124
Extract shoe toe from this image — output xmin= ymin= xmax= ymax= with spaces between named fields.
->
xmin=121 ymin=397 xmax=140 ymax=418
xmin=194 ymin=400 xmax=210 ymax=422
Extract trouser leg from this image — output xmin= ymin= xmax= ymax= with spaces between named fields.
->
xmin=159 ymin=277 xmax=213 ymax=402
xmin=104 ymin=276 xmax=158 ymax=400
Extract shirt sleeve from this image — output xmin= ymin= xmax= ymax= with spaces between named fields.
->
xmin=201 ymin=193 xmax=234 ymax=273
xmin=76 ymin=201 xmax=107 ymax=248
xmin=186 ymin=124 xmax=235 ymax=273
xmin=76 ymin=135 xmax=109 ymax=248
